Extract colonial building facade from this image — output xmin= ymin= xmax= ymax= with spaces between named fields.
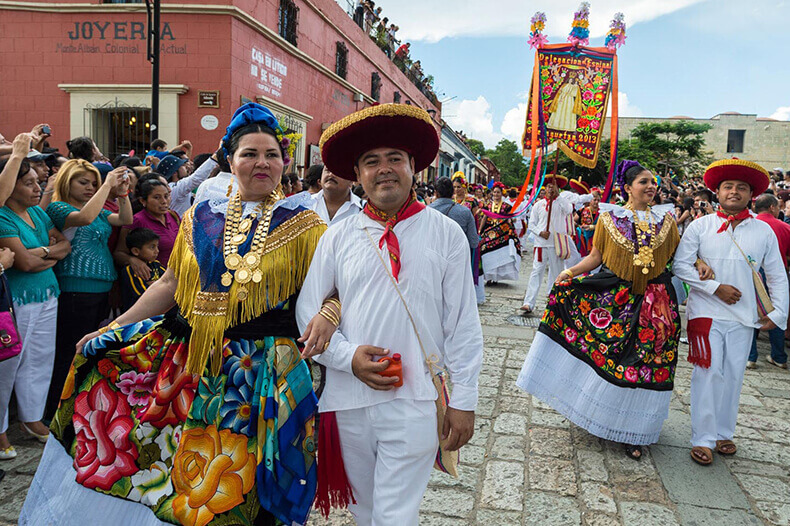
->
xmin=0 ymin=0 xmax=441 ymax=177
xmin=604 ymin=112 xmax=790 ymax=170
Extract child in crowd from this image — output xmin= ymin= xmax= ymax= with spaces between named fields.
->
xmin=119 ymin=228 xmax=165 ymax=310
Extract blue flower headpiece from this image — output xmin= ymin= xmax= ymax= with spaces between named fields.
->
xmin=221 ymin=102 xmax=301 ymax=166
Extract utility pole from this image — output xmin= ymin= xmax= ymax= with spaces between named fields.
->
xmin=146 ymin=0 xmax=161 ymax=140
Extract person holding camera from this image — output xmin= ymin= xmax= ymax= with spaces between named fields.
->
xmin=43 ymin=160 xmax=132 ymax=421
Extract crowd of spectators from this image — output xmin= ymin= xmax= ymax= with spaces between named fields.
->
xmin=350 ymin=0 xmax=438 ymax=104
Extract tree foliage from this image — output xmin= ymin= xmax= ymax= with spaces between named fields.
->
xmin=484 ymin=139 xmax=528 ymax=187
xmin=465 ymin=138 xmax=486 ymax=158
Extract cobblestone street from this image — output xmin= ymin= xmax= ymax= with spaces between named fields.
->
xmin=1 ymin=259 xmax=789 ymax=525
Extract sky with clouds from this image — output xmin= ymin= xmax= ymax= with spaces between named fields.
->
xmin=371 ymin=0 xmax=790 ymax=149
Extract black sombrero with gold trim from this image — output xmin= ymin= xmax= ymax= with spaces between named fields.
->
xmin=319 ymin=103 xmax=439 ymax=180
xmin=704 ymin=159 xmax=770 ymax=195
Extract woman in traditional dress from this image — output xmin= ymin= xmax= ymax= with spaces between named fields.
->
xmin=517 ymin=160 xmax=709 ymax=459
xmin=574 ymin=186 xmax=600 ymax=257
xmin=453 ymin=172 xmax=485 ymax=303
xmin=20 ymin=103 xmax=337 ymax=526
xmin=479 ymin=181 xmax=520 ymax=283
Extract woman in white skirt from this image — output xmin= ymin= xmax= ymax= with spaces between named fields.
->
xmin=479 ymin=182 xmax=521 ymax=283
xmin=517 ymin=161 xmax=710 ymax=459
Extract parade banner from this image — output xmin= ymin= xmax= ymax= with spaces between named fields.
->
xmin=522 ymin=45 xmax=615 ymax=168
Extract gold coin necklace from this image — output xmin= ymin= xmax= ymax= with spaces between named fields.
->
xmin=221 ymin=192 xmax=277 ymax=300
xmin=626 ymin=203 xmax=656 ymax=275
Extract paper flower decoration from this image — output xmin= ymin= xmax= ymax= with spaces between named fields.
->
xmin=604 ymin=12 xmax=627 ymax=50
xmin=568 ymin=2 xmax=590 ymax=46
xmin=528 ymin=11 xmax=548 ymax=49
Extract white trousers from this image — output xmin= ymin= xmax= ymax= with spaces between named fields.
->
xmin=335 ymin=399 xmax=438 ymax=526
xmin=0 ymin=297 xmax=58 ymax=433
xmin=523 ymin=246 xmax=565 ymax=309
xmin=690 ymin=319 xmax=753 ymax=449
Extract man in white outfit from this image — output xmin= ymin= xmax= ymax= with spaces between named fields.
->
xmin=674 ymin=159 xmax=788 ymax=466
xmin=310 ymin=165 xmax=363 ymax=226
xmin=521 ymin=174 xmax=591 ymax=313
xmin=296 ymin=104 xmax=483 ymax=525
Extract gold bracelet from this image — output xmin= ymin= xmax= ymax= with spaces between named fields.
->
xmin=319 ymin=308 xmax=340 ymax=327
xmin=323 ymin=303 xmax=341 ymax=319
xmin=562 ymin=269 xmax=574 ymax=279
xmin=99 ymin=320 xmax=121 ymax=334
xmin=323 ymin=298 xmax=342 ymax=315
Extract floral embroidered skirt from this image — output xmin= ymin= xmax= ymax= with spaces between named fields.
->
xmin=21 ymin=313 xmax=318 ymax=526
xmin=516 ymin=269 xmax=680 ymax=445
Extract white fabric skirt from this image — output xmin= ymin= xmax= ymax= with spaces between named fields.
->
xmin=481 ymin=240 xmax=520 ymax=282
xmin=516 ymin=332 xmax=672 ymax=445
xmin=20 ymin=439 xmax=167 ymax=525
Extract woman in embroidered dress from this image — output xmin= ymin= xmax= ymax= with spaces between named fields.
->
xmin=452 ymin=173 xmax=486 ymax=302
xmin=479 ymin=181 xmax=520 ymax=283
xmin=517 ymin=161 xmax=709 ymax=459
xmin=575 ymin=188 xmax=601 ymax=257
xmin=21 ymin=104 xmax=336 ymax=526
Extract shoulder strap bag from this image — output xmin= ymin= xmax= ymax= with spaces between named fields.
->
xmin=727 ymin=229 xmax=774 ymax=317
xmin=363 ymin=228 xmax=460 ymax=477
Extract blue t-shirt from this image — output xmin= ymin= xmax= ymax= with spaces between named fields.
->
xmin=0 ymin=206 xmax=60 ymax=305
xmin=46 ymin=201 xmax=116 ymax=293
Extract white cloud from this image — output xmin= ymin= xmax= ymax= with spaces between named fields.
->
xmin=770 ymin=106 xmax=790 ymax=120
xmin=608 ymin=92 xmax=643 ymax=117
xmin=447 ymin=90 xmax=642 ymax=150
xmin=500 ymin=103 xmax=528 ymax=143
xmin=377 ymin=0 xmax=705 ymax=43
xmin=443 ymin=96 xmax=501 ymax=148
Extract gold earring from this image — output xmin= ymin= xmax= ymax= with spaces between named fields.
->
xmin=226 ymin=181 xmax=233 ymax=197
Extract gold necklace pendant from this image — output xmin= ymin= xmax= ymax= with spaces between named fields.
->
xmin=252 ymin=269 xmax=263 ymax=283
xmin=244 ymin=253 xmax=260 ymax=268
xmin=237 ymin=286 xmax=248 ymax=301
xmin=236 ymin=267 xmax=252 ymax=284
xmin=221 ymin=272 xmax=233 ymax=287
xmin=239 ymin=217 xmax=253 ymax=233
xmin=231 ymin=232 xmax=247 ymax=245
xmin=225 ymin=253 xmax=243 ymax=270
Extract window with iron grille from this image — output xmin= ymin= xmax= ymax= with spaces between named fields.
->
xmin=393 ymin=91 xmax=401 ymax=103
xmin=371 ymin=72 xmax=381 ymax=101
xmin=278 ymin=0 xmax=299 ymax=47
xmin=335 ymin=42 xmax=348 ymax=79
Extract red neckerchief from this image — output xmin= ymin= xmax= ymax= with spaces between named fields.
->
xmin=363 ymin=191 xmax=425 ymax=281
xmin=716 ymin=208 xmax=750 ymax=233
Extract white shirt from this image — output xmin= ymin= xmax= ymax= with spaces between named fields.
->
xmin=310 ymin=189 xmax=363 ymax=227
xmin=296 ymin=207 xmax=483 ymax=413
xmin=169 ymin=158 xmax=214 ymax=216
xmin=674 ymin=213 xmax=789 ymax=329
xmin=195 ymin=168 xmax=235 ymax=204
xmin=528 ymin=192 xmax=592 ymax=247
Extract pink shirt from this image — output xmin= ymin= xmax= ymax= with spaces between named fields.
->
xmin=756 ymin=212 xmax=790 ymax=269
xmin=124 ymin=209 xmax=180 ymax=267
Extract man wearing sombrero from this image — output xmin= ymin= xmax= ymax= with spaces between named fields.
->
xmin=521 ymin=173 xmax=591 ymax=313
xmin=296 ymin=104 xmax=483 ymax=523
xmin=674 ymin=159 xmax=788 ymax=466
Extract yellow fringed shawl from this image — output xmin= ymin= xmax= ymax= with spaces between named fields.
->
xmin=170 ymin=206 xmax=327 ymax=375
xmin=593 ymin=211 xmax=679 ymax=295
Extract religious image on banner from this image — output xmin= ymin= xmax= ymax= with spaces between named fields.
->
xmin=523 ymin=48 xmax=614 ymax=168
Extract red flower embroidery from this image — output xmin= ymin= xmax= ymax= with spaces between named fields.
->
xmin=614 ymin=288 xmax=630 ymax=306
xmin=638 ymin=328 xmax=655 ymax=343
xmin=654 ymin=368 xmax=670 ymax=383
xmin=97 ymin=358 xmax=119 ymax=383
xmin=73 ymin=379 xmax=139 ymax=490
xmin=639 ymin=284 xmax=675 ymax=354
xmin=591 ymin=350 xmax=605 ymax=367
xmin=139 ymin=342 xmax=198 ymax=429
xmin=120 ymin=331 xmax=163 ymax=373
xmin=589 ymin=308 xmax=613 ymax=329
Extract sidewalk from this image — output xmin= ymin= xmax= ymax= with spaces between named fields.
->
xmin=1 ymin=257 xmax=789 ymax=525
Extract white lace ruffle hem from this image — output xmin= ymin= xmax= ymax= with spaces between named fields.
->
xmin=19 ymin=439 xmax=167 ymax=525
xmin=481 ymin=240 xmax=520 ymax=281
xmin=516 ymin=331 xmax=672 ymax=445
